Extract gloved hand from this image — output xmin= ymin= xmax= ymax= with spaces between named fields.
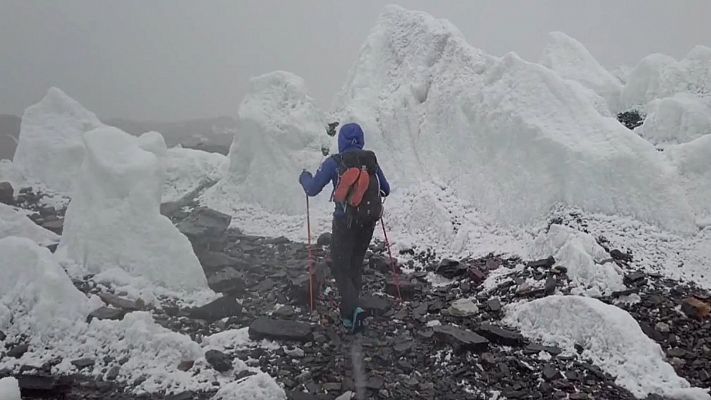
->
xmin=299 ymin=170 xmax=312 ymax=188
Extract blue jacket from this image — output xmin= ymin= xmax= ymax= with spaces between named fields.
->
xmin=300 ymin=123 xmax=390 ymax=218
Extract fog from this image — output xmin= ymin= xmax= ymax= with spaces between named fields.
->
xmin=1 ymin=0 xmax=709 ymax=121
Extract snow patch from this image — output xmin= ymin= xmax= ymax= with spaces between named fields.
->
xmin=12 ymin=88 xmax=103 ymax=194
xmin=540 ymin=31 xmax=622 ymax=112
xmin=0 ymin=203 xmax=59 ymax=246
xmin=505 ymin=296 xmax=711 ymax=399
xmin=57 ymin=126 xmax=209 ymax=293
xmin=530 ymin=224 xmax=625 ymax=296
xmin=213 ymin=372 xmax=286 ymax=400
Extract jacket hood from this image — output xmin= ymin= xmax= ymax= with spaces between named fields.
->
xmin=338 ymin=123 xmax=365 ymax=153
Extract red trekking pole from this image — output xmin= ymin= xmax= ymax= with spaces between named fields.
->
xmin=306 ymin=196 xmax=315 ymax=312
xmin=380 ymin=215 xmax=402 ymax=301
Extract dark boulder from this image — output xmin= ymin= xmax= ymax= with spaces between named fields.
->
xmin=248 ymin=318 xmax=312 ymax=342
xmin=188 ymin=296 xmax=242 ymax=322
xmin=432 ymin=325 xmax=489 ymax=353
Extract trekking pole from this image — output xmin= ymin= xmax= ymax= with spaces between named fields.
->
xmin=380 ymin=216 xmax=402 ymax=302
xmin=306 ymin=195 xmax=315 ymax=312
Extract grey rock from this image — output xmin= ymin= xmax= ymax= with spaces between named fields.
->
xmin=71 ymin=358 xmax=95 ymax=369
xmin=655 ymin=322 xmax=671 ymax=334
xmin=177 ymin=207 xmax=231 ymax=239
xmin=41 ymin=219 xmax=63 ymax=234
xmin=432 ymin=325 xmax=489 ymax=353
xmin=542 ymin=364 xmax=560 ymax=380
xmin=273 ymin=305 xmax=296 ymax=319
xmin=0 ymin=182 xmax=13 ymax=205
xmin=87 ymin=307 xmax=126 ymax=322
xmin=98 ymin=292 xmax=142 ymax=310
xmin=476 ymin=324 xmax=524 ymax=346
xmin=8 ymin=343 xmax=29 ymax=358
xmin=188 ymin=296 xmax=242 ymax=322
xmin=205 ymin=349 xmax=232 ymax=372
xmin=207 ymin=268 xmax=245 ymax=295
xmin=168 ymin=391 xmax=197 ymax=400
xmin=366 ymin=376 xmax=384 ymax=390
xmin=544 ymin=276 xmax=556 ymax=295
xmin=436 ymin=259 xmax=467 ymax=279
xmin=486 ymin=298 xmax=502 ymax=313
xmin=105 ymin=366 xmax=120 ymax=381
xmin=0 ymin=330 xmax=5 ymax=341
xmin=249 ymin=318 xmax=313 ymax=342
xmin=177 ymin=360 xmax=195 ymax=371
xmin=198 ymin=251 xmax=239 ymax=272
xmin=317 ymin=232 xmax=332 ymax=247
xmin=528 ymin=256 xmax=555 ymax=268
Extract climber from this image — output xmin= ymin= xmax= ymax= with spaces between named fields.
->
xmin=299 ymin=123 xmax=390 ymax=333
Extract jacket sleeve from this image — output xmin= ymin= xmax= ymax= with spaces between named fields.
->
xmin=301 ymin=157 xmax=336 ymax=197
xmin=376 ymin=166 xmax=390 ymax=197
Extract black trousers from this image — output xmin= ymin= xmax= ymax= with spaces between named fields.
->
xmin=330 ymin=217 xmax=376 ymax=320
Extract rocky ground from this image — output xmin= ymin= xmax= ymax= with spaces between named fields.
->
xmin=1 ymin=187 xmax=710 ymax=400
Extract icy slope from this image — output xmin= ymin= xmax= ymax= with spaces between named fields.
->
xmin=334 ymin=5 xmax=695 ymax=233
xmin=58 ymin=126 xmax=208 ymax=292
xmin=540 ymin=31 xmax=622 ymax=112
xmin=621 ymin=46 xmax=711 ymax=112
xmin=0 ymin=203 xmax=59 ymax=246
xmin=665 ymin=135 xmax=711 ymax=225
xmin=636 ymin=93 xmax=711 ymax=145
xmin=204 ymin=71 xmax=328 ymax=215
xmin=12 ymin=88 xmax=103 ymax=194
xmin=505 ymin=296 xmax=711 ymax=399
xmin=0 ymin=237 xmax=91 ymax=339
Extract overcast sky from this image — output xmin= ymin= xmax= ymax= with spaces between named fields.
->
xmin=1 ymin=0 xmax=709 ymax=121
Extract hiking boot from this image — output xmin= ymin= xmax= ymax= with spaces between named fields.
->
xmin=342 ymin=318 xmax=353 ymax=330
xmin=351 ymin=307 xmax=366 ymax=334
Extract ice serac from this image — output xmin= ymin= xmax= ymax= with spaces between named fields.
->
xmin=540 ymin=31 xmax=622 ymax=112
xmin=204 ymin=71 xmax=326 ymax=215
xmin=621 ymin=46 xmax=711 ymax=112
xmin=334 ymin=5 xmax=695 ymax=233
xmin=636 ymin=93 xmax=711 ymax=145
xmin=13 ymin=88 xmax=103 ymax=194
xmin=0 ymin=203 xmax=60 ymax=246
xmin=0 ymin=237 xmax=90 ymax=339
xmin=665 ymin=135 xmax=711 ymax=225
xmin=505 ymin=296 xmax=711 ymax=400
xmin=0 ymin=377 xmax=21 ymax=400
xmin=58 ymin=126 xmax=208 ymax=292
xmin=162 ymin=147 xmax=227 ymax=202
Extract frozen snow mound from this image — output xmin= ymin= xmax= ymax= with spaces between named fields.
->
xmin=204 ymin=71 xmax=327 ymax=215
xmin=0 ymin=203 xmax=59 ymax=245
xmin=58 ymin=126 xmax=208 ymax=292
xmin=0 ymin=237 xmax=90 ymax=339
xmin=13 ymin=88 xmax=103 ymax=194
xmin=213 ymin=372 xmax=286 ymax=400
xmin=0 ymin=377 xmax=21 ymax=400
xmin=540 ymin=31 xmax=622 ymax=112
xmin=621 ymin=46 xmax=711 ymax=112
xmin=530 ymin=224 xmax=625 ymax=296
xmin=137 ymin=130 xmax=168 ymax=157
xmin=665 ymin=135 xmax=711 ymax=225
xmin=162 ymin=147 xmax=227 ymax=202
xmin=334 ymin=5 xmax=695 ymax=233
xmin=636 ymin=93 xmax=711 ymax=145
xmin=505 ymin=296 xmax=711 ymax=399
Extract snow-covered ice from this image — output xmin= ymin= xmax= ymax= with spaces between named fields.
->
xmin=57 ymin=126 xmax=208 ymax=293
xmin=204 ymin=71 xmax=329 ymax=216
xmin=505 ymin=296 xmax=711 ymax=399
xmin=0 ymin=377 xmax=20 ymax=400
xmin=540 ymin=31 xmax=622 ymax=113
xmin=0 ymin=236 xmax=91 ymax=339
xmin=665 ymin=135 xmax=711 ymax=224
xmin=12 ymin=87 xmax=103 ymax=195
xmin=162 ymin=147 xmax=227 ymax=202
xmin=333 ymin=5 xmax=695 ymax=233
xmin=530 ymin=224 xmax=625 ymax=297
xmin=621 ymin=46 xmax=711 ymax=112
xmin=0 ymin=203 xmax=59 ymax=246
xmin=636 ymin=93 xmax=711 ymax=145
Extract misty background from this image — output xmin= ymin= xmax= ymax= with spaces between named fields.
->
xmin=1 ymin=0 xmax=710 ymax=158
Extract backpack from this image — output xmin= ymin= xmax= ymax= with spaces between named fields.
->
xmin=332 ymin=150 xmax=383 ymax=226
